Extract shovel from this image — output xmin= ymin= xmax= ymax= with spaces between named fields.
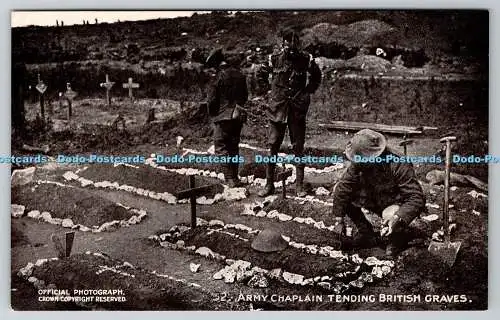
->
xmin=428 ymin=136 xmax=462 ymax=266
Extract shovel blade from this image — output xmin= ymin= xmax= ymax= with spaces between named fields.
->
xmin=428 ymin=240 xmax=462 ymax=267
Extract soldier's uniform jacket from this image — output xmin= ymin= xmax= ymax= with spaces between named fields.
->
xmin=331 ymin=152 xmax=426 ymax=226
xmin=260 ymin=48 xmax=322 ymax=123
xmin=207 ymin=66 xmax=249 ymax=123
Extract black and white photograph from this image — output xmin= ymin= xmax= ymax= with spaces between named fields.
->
xmin=10 ymin=10 xmax=488 ymax=310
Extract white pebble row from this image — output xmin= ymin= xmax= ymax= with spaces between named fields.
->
xmin=16 ymin=203 xmax=148 ymax=232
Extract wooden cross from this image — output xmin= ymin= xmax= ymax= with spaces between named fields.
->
xmin=64 ymin=82 xmax=78 ymax=119
xmin=100 ymin=74 xmax=115 ymax=106
xmin=35 ymin=73 xmax=48 ymax=118
xmin=277 ymin=169 xmax=293 ymax=199
xmin=122 ymin=77 xmax=139 ymax=99
xmin=399 ymin=132 xmax=414 ymax=156
xmin=176 ymin=176 xmax=220 ymax=228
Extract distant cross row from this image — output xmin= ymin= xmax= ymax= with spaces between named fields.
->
xmin=33 ymin=74 xmax=141 ymax=116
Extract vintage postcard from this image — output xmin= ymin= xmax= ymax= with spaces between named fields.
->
xmin=10 ymin=10 xmax=488 ymax=310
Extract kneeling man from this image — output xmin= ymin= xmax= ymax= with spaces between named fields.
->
xmin=332 ymin=129 xmax=425 ymax=256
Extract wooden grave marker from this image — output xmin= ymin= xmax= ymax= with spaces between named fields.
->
xmin=175 ymin=176 xmax=219 ymax=228
xmin=99 ymin=74 xmax=115 ymax=106
xmin=122 ymin=77 xmax=139 ymax=99
xmin=35 ymin=73 xmax=48 ymax=118
xmin=64 ymin=82 xmax=78 ymax=119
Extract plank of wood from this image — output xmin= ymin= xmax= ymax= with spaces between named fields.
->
xmin=318 ymin=121 xmax=424 ymax=135
xmin=175 ymin=184 xmax=220 ymax=200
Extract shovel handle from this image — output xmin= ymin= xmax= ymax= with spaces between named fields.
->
xmin=441 ymin=136 xmax=456 ymax=242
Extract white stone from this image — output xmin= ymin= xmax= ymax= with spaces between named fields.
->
xmin=364 ymin=256 xmax=382 ymax=266
xmin=303 ymin=217 xmax=315 ymax=225
xmin=49 ymin=218 xmax=63 ymax=225
xmin=27 ymin=210 xmax=41 ymax=219
xmin=79 ymin=225 xmax=91 ymax=232
xmin=283 ymin=271 xmax=304 ymax=285
xmin=62 ymin=219 xmax=74 ymax=228
xmin=223 ymin=269 xmax=236 ymax=283
xmin=247 ymin=274 xmax=269 ymax=288
xmin=318 ymin=282 xmax=331 ymax=290
xmin=11 ymin=204 xmax=25 ymax=218
xmin=422 ymin=214 xmax=439 ymax=222
xmin=190 ymin=263 xmax=201 ymax=273
xmin=196 ymin=218 xmax=209 ymax=226
xmin=62 ymin=171 xmax=79 ymax=181
xmin=277 ymin=213 xmax=293 ymax=222
xmin=267 ymin=210 xmax=280 ymax=219
xmin=468 ymin=190 xmax=487 ymax=199
xmin=18 ymin=263 xmax=34 ymax=277
xmin=425 ymin=203 xmax=439 ymax=209
xmin=256 ymin=211 xmax=267 ymax=217
xmin=315 ymin=187 xmax=331 ymax=196
xmin=381 ymin=265 xmax=391 ymax=275
xmin=329 ymin=250 xmax=346 ymax=259
xmin=40 ymin=211 xmax=52 ymax=221
xmin=176 ymin=240 xmax=185 ymax=248
xmin=351 ymin=254 xmax=364 ymax=264
xmin=305 ymin=245 xmax=318 ymax=254
xmin=213 ymin=270 xmax=224 ymax=280
xmin=128 ymin=216 xmax=140 ymax=225
xmin=195 ymin=247 xmax=215 ymax=258
xmin=27 ymin=276 xmax=37 ymax=283
xmin=472 ymin=210 xmax=481 ymax=216
xmin=79 ymin=179 xmax=93 ymax=187
xmin=35 ymin=259 xmax=48 ymax=267
xmin=209 ymin=220 xmax=225 ymax=227
xmin=293 ymin=217 xmax=305 ymax=223
xmin=314 ymin=221 xmax=326 ymax=229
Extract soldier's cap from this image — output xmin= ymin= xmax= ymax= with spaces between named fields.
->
xmin=251 ymin=229 xmax=288 ymax=253
xmin=205 ymin=48 xmax=225 ymax=68
xmin=345 ymin=129 xmax=387 ymax=161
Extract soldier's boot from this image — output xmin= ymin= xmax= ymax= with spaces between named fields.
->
xmin=229 ymin=163 xmax=244 ymax=188
xmin=295 ymin=165 xmax=307 ymax=197
xmin=223 ymin=164 xmax=238 ymax=188
xmin=258 ymin=163 xmax=276 ymax=197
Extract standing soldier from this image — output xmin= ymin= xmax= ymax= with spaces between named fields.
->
xmin=206 ymin=48 xmax=249 ymax=187
xmin=258 ymin=28 xmax=322 ymax=197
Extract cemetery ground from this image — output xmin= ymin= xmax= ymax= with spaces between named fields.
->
xmin=11 ymin=11 xmax=488 ymax=311
xmin=11 ymin=95 xmax=488 ymax=310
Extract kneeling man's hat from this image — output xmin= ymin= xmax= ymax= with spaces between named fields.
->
xmin=345 ymin=129 xmax=387 ymax=161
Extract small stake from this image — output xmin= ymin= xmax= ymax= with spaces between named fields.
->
xmin=65 ymin=231 xmax=75 ymax=257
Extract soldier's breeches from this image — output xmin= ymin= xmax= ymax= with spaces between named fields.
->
xmin=267 ymin=117 xmax=306 ymax=156
xmin=213 ymin=120 xmax=243 ymax=156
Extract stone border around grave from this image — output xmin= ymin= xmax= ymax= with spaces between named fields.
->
xmin=12 ymin=181 xmax=148 ymax=233
xmin=241 ymin=195 xmax=339 ymax=233
xmin=145 ymin=143 xmax=345 ymax=189
xmin=62 ymin=166 xmax=248 ymax=205
xmin=148 ymin=217 xmax=394 ymax=293
xmin=16 ymin=251 xmax=204 ymax=310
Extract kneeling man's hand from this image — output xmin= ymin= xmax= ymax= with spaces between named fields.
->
xmin=381 ymin=214 xmax=402 ymax=237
